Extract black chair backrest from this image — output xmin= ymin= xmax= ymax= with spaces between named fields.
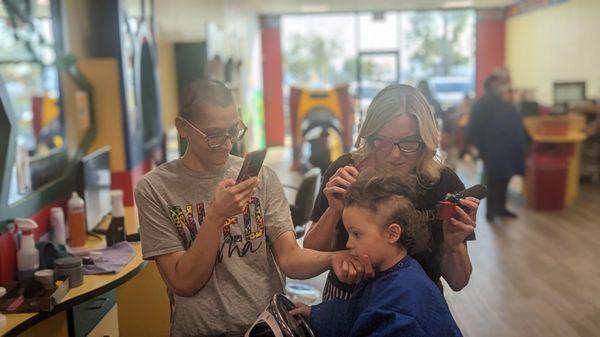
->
xmin=292 ymin=168 xmax=322 ymax=227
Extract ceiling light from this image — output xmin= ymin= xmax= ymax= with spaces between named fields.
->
xmin=299 ymin=4 xmax=329 ymax=13
xmin=443 ymin=0 xmax=474 ymax=8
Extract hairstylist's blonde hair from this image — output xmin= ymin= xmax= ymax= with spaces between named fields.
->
xmin=352 ymin=84 xmax=443 ymax=186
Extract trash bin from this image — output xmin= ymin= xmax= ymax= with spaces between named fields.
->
xmin=526 ymin=153 xmax=568 ymax=210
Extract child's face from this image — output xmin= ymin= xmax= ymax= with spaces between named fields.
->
xmin=342 ymin=205 xmax=400 ymax=270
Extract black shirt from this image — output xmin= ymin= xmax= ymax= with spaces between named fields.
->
xmin=310 ymin=153 xmax=469 ymax=293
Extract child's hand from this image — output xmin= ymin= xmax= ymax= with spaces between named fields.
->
xmin=289 ymin=303 xmax=311 ymax=319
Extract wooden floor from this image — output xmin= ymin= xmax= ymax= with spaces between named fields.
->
xmin=265 ymin=147 xmax=600 ymax=337
xmin=446 ymin=162 xmax=600 ymax=337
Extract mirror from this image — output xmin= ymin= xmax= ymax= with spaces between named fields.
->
xmin=0 ymin=0 xmax=95 ymax=233
xmin=0 ymin=0 xmax=67 ymax=202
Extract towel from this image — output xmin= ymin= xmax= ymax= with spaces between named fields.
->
xmin=83 ymin=242 xmax=136 ymax=275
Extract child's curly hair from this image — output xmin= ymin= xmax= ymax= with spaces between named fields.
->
xmin=344 ymin=174 xmax=430 ymax=254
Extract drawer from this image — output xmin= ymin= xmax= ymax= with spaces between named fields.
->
xmin=88 ymin=305 xmax=119 ymax=337
xmin=68 ymin=290 xmax=116 ymax=337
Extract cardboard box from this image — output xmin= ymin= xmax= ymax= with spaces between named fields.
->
xmin=0 ymin=277 xmax=70 ymax=313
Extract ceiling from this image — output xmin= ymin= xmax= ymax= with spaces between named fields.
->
xmin=245 ymin=0 xmax=518 ymax=14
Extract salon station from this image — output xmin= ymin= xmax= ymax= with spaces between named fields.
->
xmin=0 ymin=0 xmax=599 ymax=336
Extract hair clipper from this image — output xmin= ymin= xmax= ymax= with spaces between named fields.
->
xmin=436 ymin=184 xmax=487 ymax=220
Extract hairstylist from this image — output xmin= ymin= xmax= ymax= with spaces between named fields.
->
xmin=304 ymin=84 xmax=479 ymax=300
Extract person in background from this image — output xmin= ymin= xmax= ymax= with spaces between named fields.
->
xmin=292 ymin=175 xmax=463 ymax=337
xmin=467 ymin=74 xmax=527 ymax=222
xmin=135 ymin=79 xmax=364 ymax=337
xmin=439 ymin=94 xmax=473 ymax=170
xmin=456 ymin=94 xmax=474 ymax=159
xmin=308 ymin=126 xmax=332 ymax=174
xmin=304 ymin=84 xmax=479 ymax=301
xmin=418 ymin=79 xmax=444 ymax=120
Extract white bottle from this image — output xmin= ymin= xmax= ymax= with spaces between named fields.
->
xmin=110 ymin=190 xmax=125 ymax=218
xmin=50 ymin=207 xmax=67 ymax=245
xmin=15 ymin=218 xmax=40 ymax=283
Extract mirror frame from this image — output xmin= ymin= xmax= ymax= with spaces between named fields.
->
xmin=0 ymin=0 xmax=96 ymax=234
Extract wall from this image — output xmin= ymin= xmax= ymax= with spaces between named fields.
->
xmin=260 ymin=15 xmax=285 ymax=146
xmin=223 ymin=0 xmax=265 ymax=150
xmin=475 ymin=9 xmax=505 ymax=97
xmin=154 ymin=0 xmax=225 ymax=131
xmin=116 ymin=262 xmax=171 ymax=337
xmin=154 ymin=0 xmax=264 ymax=150
xmin=506 ymin=0 xmax=600 ymax=105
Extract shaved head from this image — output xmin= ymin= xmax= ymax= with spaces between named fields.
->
xmin=178 ymin=79 xmax=235 ymax=121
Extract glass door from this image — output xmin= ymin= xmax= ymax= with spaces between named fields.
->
xmin=355 ymin=51 xmax=399 ymax=127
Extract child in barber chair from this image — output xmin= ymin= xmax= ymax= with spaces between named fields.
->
xmin=291 ymin=175 xmax=463 ymax=337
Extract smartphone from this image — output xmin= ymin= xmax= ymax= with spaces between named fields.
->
xmin=236 ymin=149 xmax=267 ymax=183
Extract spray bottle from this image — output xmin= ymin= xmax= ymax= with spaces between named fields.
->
xmin=14 ymin=218 xmax=40 ymax=283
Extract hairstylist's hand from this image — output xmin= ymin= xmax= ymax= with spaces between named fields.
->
xmin=443 ymin=197 xmax=479 ymax=249
xmin=332 ymin=252 xmax=374 ymax=284
xmin=289 ymin=303 xmax=311 ymax=319
xmin=324 ymin=166 xmax=359 ymax=212
xmin=210 ymin=177 xmax=259 ymax=220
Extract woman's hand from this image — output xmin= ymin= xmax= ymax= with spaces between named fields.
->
xmin=331 ymin=252 xmax=374 ymax=284
xmin=289 ymin=303 xmax=311 ymax=319
xmin=323 ymin=166 xmax=359 ymax=212
xmin=442 ymin=197 xmax=479 ymax=249
xmin=209 ymin=177 xmax=259 ymax=221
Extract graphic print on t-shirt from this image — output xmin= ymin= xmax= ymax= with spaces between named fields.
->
xmin=167 ymin=196 xmax=265 ymax=262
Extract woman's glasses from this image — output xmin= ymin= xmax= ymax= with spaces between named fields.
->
xmin=369 ymin=136 xmax=423 ymax=154
xmin=184 ymin=119 xmax=247 ymax=148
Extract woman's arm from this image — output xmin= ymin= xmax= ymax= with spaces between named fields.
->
xmin=440 ymin=197 xmax=479 ymax=291
xmin=440 ymin=241 xmax=472 ymax=291
xmin=155 ymin=178 xmax=259 ymax=296
xmin=273 ymin=231 xmax=367 ymax=282
xmin=303 ymin=165 xmax=358 ymax=251
xmin=155 ymin=210 xmax=225 ymax=296
xmin=303 ymin=207 xmax=342 ymax=251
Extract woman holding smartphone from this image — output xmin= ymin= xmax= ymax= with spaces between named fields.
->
xmin=303 ymin=84 xmax=480 ymax=300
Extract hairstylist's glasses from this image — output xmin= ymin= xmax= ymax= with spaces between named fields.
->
xmin=184 ymin=119 xmax=247 ymax=148
xmin=369 ymin=136 xmax=423 ymax=154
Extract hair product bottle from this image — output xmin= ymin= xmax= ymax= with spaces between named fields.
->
xmin=107 ymin=190 xmax=126 ymax=246
xmin=50 ymin=207 xmax=66 ymax=245
xmin=67 ymin=192 xmax=87 ymax=247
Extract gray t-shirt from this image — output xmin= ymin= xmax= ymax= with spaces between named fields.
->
xmin=134 ymin=156 xmax=293 ymax=337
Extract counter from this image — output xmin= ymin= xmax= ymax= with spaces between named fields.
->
xmin=0 ymin=207 xmax=152 ymax=337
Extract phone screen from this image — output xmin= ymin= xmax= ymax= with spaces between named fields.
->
xmin=236 ymin=149 xmax=267 ymax=183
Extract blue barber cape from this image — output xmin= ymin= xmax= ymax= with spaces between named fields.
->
xmin=310 ymin=256 xmax=462 ymax=337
